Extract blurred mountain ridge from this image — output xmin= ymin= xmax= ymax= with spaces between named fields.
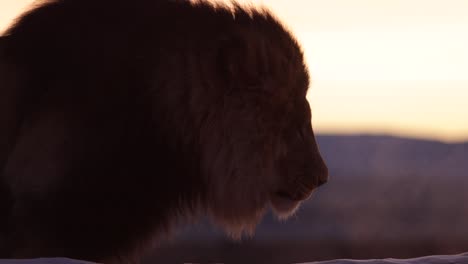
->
xmin=317 ymin=134 xmax=468 ymax=178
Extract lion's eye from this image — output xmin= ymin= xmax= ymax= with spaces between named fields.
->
xmin=297 ymin=125 xmax=306 ymax=140
xmin=297 ymin=120 xmax=311 ymax=140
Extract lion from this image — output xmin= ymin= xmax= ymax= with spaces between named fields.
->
xmin=0 ymin=0 xmax=328 ymax=262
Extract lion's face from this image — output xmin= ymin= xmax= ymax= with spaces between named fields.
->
xmin=199 ymin=88 xmax=328 ymax=239
xmin=198 ymin=44 xmax=327 ymax=239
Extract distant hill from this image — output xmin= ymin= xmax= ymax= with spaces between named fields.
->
xmin=144 ymin=135 xmax=468 ymax=264
xmin=316 ymin=134 xmax=468 ymax=178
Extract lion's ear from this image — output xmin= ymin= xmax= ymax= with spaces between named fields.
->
xmin=216 ymin=35 xmax=269 ymax=92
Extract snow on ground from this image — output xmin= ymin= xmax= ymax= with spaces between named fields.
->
xmin=0 ymin=259 xmax=94 ymax=264
xmin=305 ymin=252 xmax=468 ymax=264
xmin=1 ymin=253 xmax=468 ymax=264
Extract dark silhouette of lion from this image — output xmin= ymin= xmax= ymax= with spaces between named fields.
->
xmin=0 ymin=0 xmax=328 ymax=262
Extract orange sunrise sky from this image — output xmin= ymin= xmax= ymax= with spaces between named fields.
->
xmin=1 ymin=0 xmax=468 ymax=142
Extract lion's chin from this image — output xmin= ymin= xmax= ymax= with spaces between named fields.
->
xmin=270 ymin=187 xmax=317 ymax=219
xmin=270 ymin=196 xmax=302 ymax=220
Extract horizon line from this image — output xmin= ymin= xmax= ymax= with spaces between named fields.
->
xmin=315 ymin=131 xmax=468 ymax=144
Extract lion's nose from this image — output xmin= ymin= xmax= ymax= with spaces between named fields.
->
xmin=307 ymin=132 xmax=328 ymax=188
xmin=316 ymin=160 xmax=329 ymax=187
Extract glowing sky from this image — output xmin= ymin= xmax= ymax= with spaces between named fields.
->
xmin=2 ymin=0 xmax=468 ymax=142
